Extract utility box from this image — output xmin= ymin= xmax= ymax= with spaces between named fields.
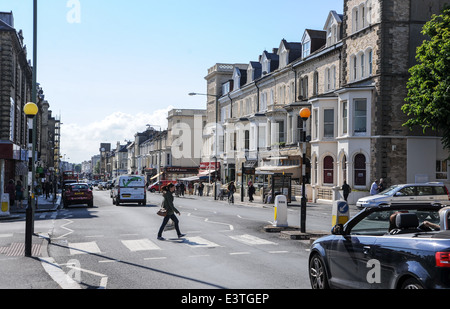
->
xmin=274 ymin=195 xmax=288 ymax=227
xmin=1 ymin=193 xmax=10 ymax=217
xmin=332 ymin=200 xmax=349 ymax=226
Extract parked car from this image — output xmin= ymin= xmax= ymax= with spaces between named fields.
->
xmin=309 ymin=203 xmax=450 ymax=289
xmin=63 ymin=183 xmax=93 ymax=208
xmin=356 ymin=182 xmax=449 ymax=209
xmin=148 ymin=180 xmax=174 ymax=192
xmin=111 ymin=175 xmax=146 ymax=206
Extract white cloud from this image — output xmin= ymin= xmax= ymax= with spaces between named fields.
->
xmin=61 ymin=107 xmax=174 ymax=163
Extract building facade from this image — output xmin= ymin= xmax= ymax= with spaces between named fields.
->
xmin=203 ymin=0 xmax=450 ymax=202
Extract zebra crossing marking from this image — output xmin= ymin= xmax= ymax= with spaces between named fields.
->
xmin=69 ymin=241 xmax=102 ymax=255
xmin=229 ymin=234 xmax=277 ymax=246
xmin=121 ymin=239 xmax=161 ymax=251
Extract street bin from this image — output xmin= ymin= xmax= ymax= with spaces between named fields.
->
xmin=1 ymin=193 xmax=10 ymax=217
xmin=332 ymin=200 xmax=349 ymax=226
xmin=274 ymin=194 xmax=288 ymax=227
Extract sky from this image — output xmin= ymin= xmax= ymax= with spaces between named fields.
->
xmin=1 ymin=0 xmax=343 ymax=163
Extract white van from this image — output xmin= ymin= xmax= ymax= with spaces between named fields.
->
xmin=112 ymin=175 xmax=146 ymax=206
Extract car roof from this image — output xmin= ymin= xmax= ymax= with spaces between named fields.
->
xmin=395 ymin=182 xmax=445 ymax=186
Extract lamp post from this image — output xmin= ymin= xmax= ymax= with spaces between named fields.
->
xmin=299 ymin=107 xmax=311 ymax=233
xmin=24 ymin=102 xmax=38 ymax=257
xmin=189 ymin=92 xmax=220 ymax=200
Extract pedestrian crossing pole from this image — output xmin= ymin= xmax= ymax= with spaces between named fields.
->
xmin=299 ymin=108 xmax=311 ymax=234
xmin=24 ymin=0 xmax=38 ymax=258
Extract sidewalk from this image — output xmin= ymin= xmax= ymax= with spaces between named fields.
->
xmin=10 ymin=193 xmax=62 ymax=214
xmin=0 ymin=193 xmax=62 ymax=289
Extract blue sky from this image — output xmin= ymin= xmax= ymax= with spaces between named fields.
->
xmin=1 ymin=0 xmax=342 ymax=163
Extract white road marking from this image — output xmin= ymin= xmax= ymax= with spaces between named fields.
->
xmin=69 ymin=241 xmax=102 ymax=255
xmin=229 ymin=252 xmax=250 ymax=255
xmin=184 ymin=236 xmax=220 ymax=248
xmin=229 ymin=234 xmax=277 ymax=246
xmin=121 ymin=239 xmax=161 ymax=251
xmin=144 ymin=257 xmax=167 ymax=260
xmin=39 ymin=257 xmax=81 ymax=289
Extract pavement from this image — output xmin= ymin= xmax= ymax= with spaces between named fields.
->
xmin=0 ymin=193 xmax=62 ymax=289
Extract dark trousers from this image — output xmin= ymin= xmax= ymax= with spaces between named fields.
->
xmin=158 ymin=214 xmax=181 ymax=237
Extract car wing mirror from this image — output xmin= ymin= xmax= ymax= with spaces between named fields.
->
xmin=331 ymin=224 xmax=344 ymax=235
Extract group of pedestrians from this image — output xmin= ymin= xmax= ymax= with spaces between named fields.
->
xmin=370 ymin=178 xmax=386 ymax=195
xmin=4 ymin=180 xmax=24 ymax=208
xmin=340 ymin=178 xmax=386 ymax=202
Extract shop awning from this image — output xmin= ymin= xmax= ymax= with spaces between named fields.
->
xmin=150 ymin=171 xmax=164 ymax=180
xmin=178 ymin=176 xmax=200 ymax=181
xmin=255 ymin=165 xmax=299 ymax=173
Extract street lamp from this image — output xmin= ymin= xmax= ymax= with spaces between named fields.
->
xmin=24 ymin=102 xmax=38 ymax=257
xmin=299 ymin=107 xmax=311 ymax=233
xmin=189 ymin=92 xmax=220 ymax=200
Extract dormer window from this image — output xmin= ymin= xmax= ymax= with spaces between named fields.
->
xmin=279 ymin=45 xmax=288 ymax=68
xmin=233 ymin=68 xmax=241 ymax=90
xmin=261 ymin=54 xmax=270 ymax=74
xmin=324 ymin=10 xmax=342 ymax=47
xmin=302 ymin=40 xmax=310 ymax=58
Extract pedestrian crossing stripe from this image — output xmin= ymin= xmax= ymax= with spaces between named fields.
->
xmin=183 ymin=236 xmax=220 ymax=248
xmin=229 ymin=234 xmax=276 ymax=246
xmin=69 ymin=242 xmax=102 ymax=255
xmin=67 ymin=234 xmax=277 ymax=255
xmin=121 ymin=239 xmax=161 ymax=251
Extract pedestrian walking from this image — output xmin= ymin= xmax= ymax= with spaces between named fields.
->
xmin=45 ymin=181 xmax=51 ymax=199
xmin=157 ymin=183 xmax=185 ymax=240
xmin=227 ymin=181 xmax=236 ymax=204
xmin=378 ymin=178 xmax=385 ymax=193
xmin=198 ymin=182 xmax=204 ymax=196
xmin=15 ymin=181 xmax=24 ymax=209
xmin=370 ymin=179 xmax=379 ymax=195
xmin=342 ymin=181 xmax=351 ymax=202
xmin=5 ymin=179 xmax=15 ymax=206
xmin=248 ymin=181 xmax=255 ymax=202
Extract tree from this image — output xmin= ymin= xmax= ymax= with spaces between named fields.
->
xmin=402 ymin=5 xmax=450 ymax=154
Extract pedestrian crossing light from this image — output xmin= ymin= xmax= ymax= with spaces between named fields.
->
xmin=24 ymin=102 xmax=38 ymax=118
xmin=299 ymin=107 xmax=311 ymax=121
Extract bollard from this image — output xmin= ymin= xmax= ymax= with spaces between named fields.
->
xmin=274 ymin=195 xmax=288 ymax=227
xmin=0 ymin=193 xmax=10 ymax=217
xmin=332 ymin=200 xmax=349 ymax=227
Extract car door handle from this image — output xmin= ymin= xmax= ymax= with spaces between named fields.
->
xmin=363 ymin=246 xmax=371 ymax=255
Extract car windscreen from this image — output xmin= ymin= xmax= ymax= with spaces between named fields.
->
xmin=379 ymin=185 xmax=401 ymax=195
xmin=119 ymin=177 xmax=145 ymax=187
xmin=349 ymin=208 xmax=441 ymax=236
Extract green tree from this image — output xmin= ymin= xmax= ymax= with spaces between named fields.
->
xmin=402 ymin=5 xmax=450 ymax=153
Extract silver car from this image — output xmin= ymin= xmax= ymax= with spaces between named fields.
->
xmin=356 ymin=182 xmax=449 ymax=209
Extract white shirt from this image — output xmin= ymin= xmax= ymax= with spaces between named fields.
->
xmin=370 ymin=182 xmax=378 ymax=195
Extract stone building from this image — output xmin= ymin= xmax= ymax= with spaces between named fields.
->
xmin=0 ymin=12 xmax=33 ymax=187
xmin=202 ymin=0 xmax=450 ymax=203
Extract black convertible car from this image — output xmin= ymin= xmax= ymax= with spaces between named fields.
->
xmin=309 ymin=203 xmax=450 ymax=289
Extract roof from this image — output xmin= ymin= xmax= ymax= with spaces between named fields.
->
xmin=0 ymin=19 xmax=14 ymax=32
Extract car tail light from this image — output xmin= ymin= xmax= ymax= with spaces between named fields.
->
xmin=436 ymin=252 xmax=450 ymax=267
xmin=445 ymin=186 xmax=450 ymax=200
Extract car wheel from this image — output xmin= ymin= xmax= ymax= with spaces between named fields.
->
xmin=401 ymin=278 xmax=424 ymax=289
xmin=309 ymin=254 xmax=329 ymax=289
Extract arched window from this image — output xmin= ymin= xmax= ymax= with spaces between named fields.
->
xmin=354 ymin=154 xmax=366 ymax=186
xmin=323 ymin=156 xmax=334 ymax=184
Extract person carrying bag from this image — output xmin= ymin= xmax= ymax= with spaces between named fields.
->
xmin=157 ymin=183 xmax=186 ymax=240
